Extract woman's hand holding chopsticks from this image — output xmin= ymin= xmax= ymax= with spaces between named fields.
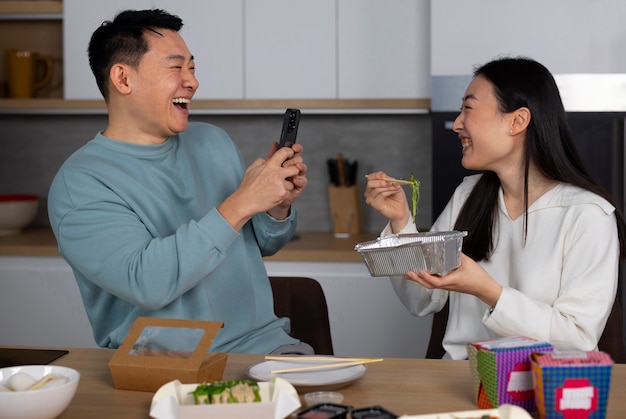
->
xmin=364 ymin=171 xmax=412 ymax=233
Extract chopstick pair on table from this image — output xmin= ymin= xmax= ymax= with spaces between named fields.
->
xmin=265 ymin=355 xmax=384 ymax=374
xmin=364 ymin=174 xmax=414 ymax=185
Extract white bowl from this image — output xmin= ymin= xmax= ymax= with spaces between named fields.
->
xmin=0 ymin=194 xmax=39 ymax=235
xmin=0 ymin=365 xmax=80 ymax=419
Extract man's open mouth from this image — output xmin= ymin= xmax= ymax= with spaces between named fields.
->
xmin=173 ymin=98 xmax=190 ymax=110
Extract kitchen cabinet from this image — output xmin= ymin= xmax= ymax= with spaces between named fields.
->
xmin=244 ymin=0 xmax=336 ymax=100
xmin=0 ymin=256 xmax=97 ymax=348
xmin=0 ymin=256 xmax=432 ymax=358
xmin=246 ymin=0 xmax=430 ymax=101
xmin=1 ymin=1 xmax=430 ymax=112
xmin=63 ymin=0 xmax=243 ymax=101
xmin=58 ymin=0 xmax=430 ymax=111
xmin=63 ymin=0 xmax=145 ymax=100
xmin=337 ymin=0 xmax=429 ymax=99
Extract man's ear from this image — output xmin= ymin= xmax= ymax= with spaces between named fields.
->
xmin=510 ymin=107 xmax=531 ymax=135
xmin=109 ymin=64 xmax=132 ymax=95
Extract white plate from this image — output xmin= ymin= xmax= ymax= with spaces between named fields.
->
xmin=247 ymin=360 xmax=366 ymax=391
xmin=398 ymin=404 xmax=533 ymax=419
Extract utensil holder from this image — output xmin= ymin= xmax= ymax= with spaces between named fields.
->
xmin=328 ymin=185 xmax=361 ymax=237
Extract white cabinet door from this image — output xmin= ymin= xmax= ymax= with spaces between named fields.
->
xmin=63 ymin=0 xmax=243 ymax=100
xmin=64 ymin=0 xmax=152 ymax=99
xmin=153 ymin=0 xmax=243 ymax=99
xmin=64 ymin=0 xmax=430 ymax=101
xmin=337 ymin=0 xmax=430 ymax=99
xmin=244 ymin=0 xmax=336 ymax=99
xmin=0 ymin=257 xmax=97 ymax=348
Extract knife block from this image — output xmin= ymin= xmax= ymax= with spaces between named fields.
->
xmin=328 ymin=185 xmax=361 ymax=237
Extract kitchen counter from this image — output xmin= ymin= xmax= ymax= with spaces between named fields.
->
xmin=0 ymin=227 xmax=60 ymax=257
xmin=1 ymin=232 xmax=431 ymax=357
xmin=0 ymin=227 xmax=378 ymax=262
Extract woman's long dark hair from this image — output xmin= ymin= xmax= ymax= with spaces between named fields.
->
xmin=454 ymin=57 xmax=626 ymax=261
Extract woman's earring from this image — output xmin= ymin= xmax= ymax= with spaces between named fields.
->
xmin=509 ymin=129 xmax=513 ymax=134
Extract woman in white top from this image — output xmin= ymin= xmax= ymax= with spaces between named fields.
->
xmin=365 ymin=57 xmax=626 ymax=360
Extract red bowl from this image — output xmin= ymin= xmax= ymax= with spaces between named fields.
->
xmin=0 ymin=194 xmax=39 ymax=235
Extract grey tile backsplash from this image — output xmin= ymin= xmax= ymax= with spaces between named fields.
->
xmin=0 ymin=113 xmax=432 ymax=233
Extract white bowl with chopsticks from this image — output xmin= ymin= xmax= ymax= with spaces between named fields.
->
xmin=0 ymin=365 xmax=80 ymax=419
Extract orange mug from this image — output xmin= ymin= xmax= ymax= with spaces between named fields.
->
xmin=6 ymin=49 xmax=53 ymax=98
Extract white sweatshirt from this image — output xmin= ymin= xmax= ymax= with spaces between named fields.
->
xmin=385 ymin=174 xmax=619 ymax=359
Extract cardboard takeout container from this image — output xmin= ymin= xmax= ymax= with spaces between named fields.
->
xmin=108 ymin=317 xmax=228 ymax=392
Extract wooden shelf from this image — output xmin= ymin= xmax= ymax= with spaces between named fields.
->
xmin=0 ymin=98 xmax=432 ymax=114
xmin=0 ymin=1 xmax=62 ymax=15
xmin=0 ymin=99 xmax=105 ymax=111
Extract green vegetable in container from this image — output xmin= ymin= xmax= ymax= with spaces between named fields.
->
xmin=190 ymin=379 xmax=261 ymax=404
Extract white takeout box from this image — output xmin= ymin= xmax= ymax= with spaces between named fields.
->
xmin=149 ymin=376 xmax=301 ymax=419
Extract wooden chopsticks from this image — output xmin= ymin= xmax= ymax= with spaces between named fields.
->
xmin=265 ymin=356 xmax=384 ymax=374
xmin=364 ymin=174 xmax=413 ymax=185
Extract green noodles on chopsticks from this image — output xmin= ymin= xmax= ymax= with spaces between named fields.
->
xmin=409 ymin=173 xmax=420 ymax=224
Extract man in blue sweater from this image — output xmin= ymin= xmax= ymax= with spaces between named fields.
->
xmin=48 ymin=9 xmax=312 ymax=354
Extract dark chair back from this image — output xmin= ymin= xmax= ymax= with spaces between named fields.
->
xmin=269 ymin=276 xmax=334 ymax=355
xmin=426 ymin=298 xmax=626 ymax=363
xmin=425 ymin=300 xmax=448 ymax=360
xmin=598 ymin=297 xmax=626 ymax=363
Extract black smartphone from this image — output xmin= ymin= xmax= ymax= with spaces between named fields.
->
xmin=278 ymin=108 xmax=300 ymax=148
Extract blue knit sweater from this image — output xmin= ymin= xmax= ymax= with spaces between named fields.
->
xmin=48 ymin=122 xmax=298 ymax=352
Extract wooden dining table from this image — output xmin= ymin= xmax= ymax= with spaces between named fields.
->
xmin=13 ymin=346 xmax=626 ymax=418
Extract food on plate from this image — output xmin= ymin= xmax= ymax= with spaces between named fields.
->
xmin=190 ymin=379 xmax=261 ymax=404
xmin=1 ymin=371 xmax=69 ymax=392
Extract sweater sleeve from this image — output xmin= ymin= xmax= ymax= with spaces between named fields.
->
xmin=250 ymin=209 xmax=297 ymax=257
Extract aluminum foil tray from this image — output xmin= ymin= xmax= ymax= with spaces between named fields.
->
xmin=354 ymin=231 xmax=467 ymax=277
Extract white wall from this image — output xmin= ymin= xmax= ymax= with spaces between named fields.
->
xmin=432 ymin=0 xmax=626 ymax=75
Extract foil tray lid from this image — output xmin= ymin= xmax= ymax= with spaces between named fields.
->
xmin=354 ymin=231 xmax=467 ymax=252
